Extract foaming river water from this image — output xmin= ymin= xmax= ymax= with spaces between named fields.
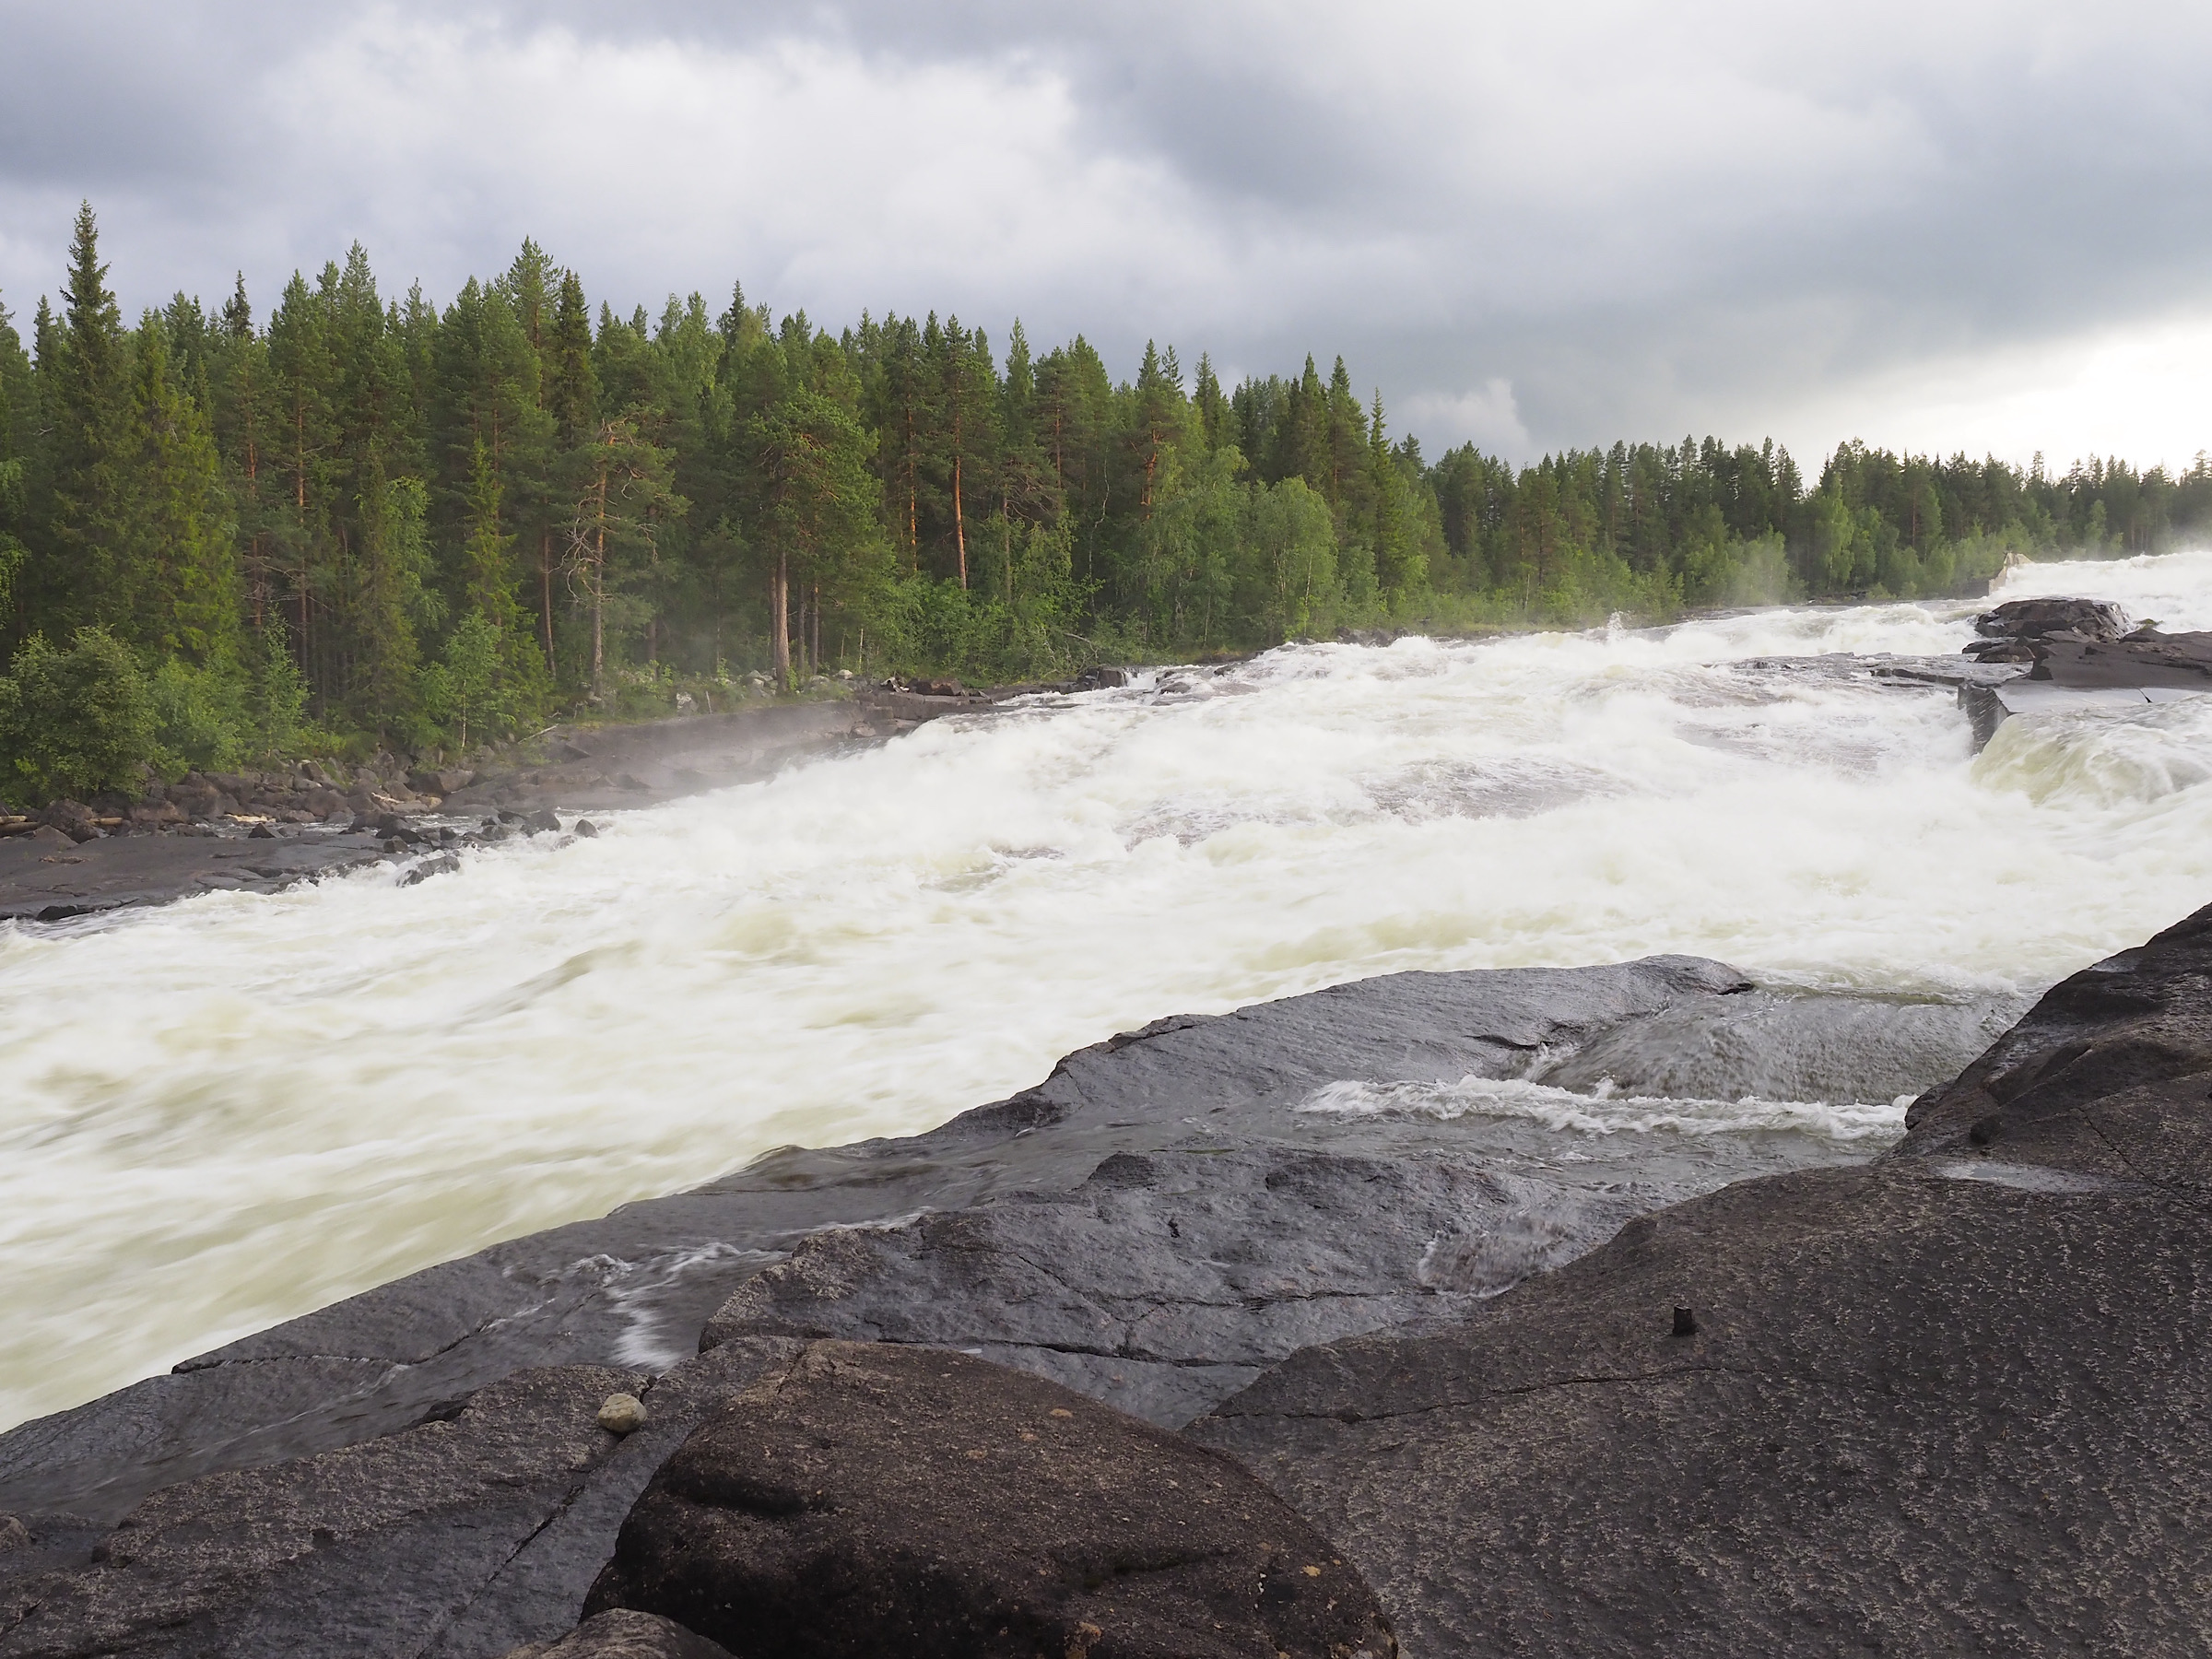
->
xmin=7 ymin=551 xmax=2212 ymax=1431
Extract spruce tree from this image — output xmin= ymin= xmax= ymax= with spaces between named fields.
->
xmin=42 ymin=203 xmax=131 ymax=635
xmin=123 ymin=314 xmax=239 ymax=663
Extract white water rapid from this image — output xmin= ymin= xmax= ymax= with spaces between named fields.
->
xmin=7 ymin=551 xmax=2212 ymax=1432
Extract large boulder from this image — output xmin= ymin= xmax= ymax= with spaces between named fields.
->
xmin=1973 ymin=595 xmax=2133 ymax=641
xmin=1898 ymin=900 xmax=2212 ymax=1168
xmin=1191 ymin=900 xmax=2212 ymax=1656
xmin=585 ymin=1341 xmax=1396 ymax=1659
xmin=0 ymin=1342 xmax=799 ymax=1659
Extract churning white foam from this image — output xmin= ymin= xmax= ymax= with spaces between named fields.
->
xmin=5 ymin=551 xmax=2212 ymax=1430
xmin=1299 ymin=1076 xmax=1914 ymax=1142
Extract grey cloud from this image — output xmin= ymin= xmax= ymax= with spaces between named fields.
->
xmin=3 ymin=0 xmax=2210 ymax=463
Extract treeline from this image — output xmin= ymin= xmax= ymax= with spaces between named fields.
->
xmin=2 ymin=206 xmax=2209 ymax=800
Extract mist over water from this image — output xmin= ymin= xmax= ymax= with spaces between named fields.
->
xmin=6 ymin=552 xmax=2212 ymax=1431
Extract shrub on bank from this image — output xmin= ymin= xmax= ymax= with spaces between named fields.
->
xmin=0 ymin=628 xmax=162 ymax=804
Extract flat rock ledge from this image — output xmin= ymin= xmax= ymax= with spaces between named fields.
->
xmin=4 ymin=921 xmax=2174 ymax=1656
xmin=1194 ymin=901 xmax=2212 ymax=1656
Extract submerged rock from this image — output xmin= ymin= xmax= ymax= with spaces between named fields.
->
xmin=584 ymin=1341 xmax=1395 ymax=1659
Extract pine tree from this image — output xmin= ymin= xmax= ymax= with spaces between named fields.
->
xmin=351 ymin=459 xmax=437 ymax=733
xmin=746 ymin=335 xmax=879 ymax=685
xmin=41 ymin=203 xmax=132 ymax=634
xmin=265 ymin=270 xmax=335 ymax=695
xmin=0 ymin=290 xmax=30 ymax=632
xmin=123 ymin=314 xmax=239 ymax=663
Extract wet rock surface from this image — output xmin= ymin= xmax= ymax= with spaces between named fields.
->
xmin=1898 ymin=901 xmax=2212 ymax=1172
xmin=584 ymin=1341 xmax=1395 ymax=1659
xmin=502 ymin=1609 xmax=734 ymax=1659
xmin=0 ymin=959 xmax=1822 ymax=1530
xmin=1971 ymin=594 xmax=2136 ymax=645
xmin=0 ymin=1343 xmax=800 ymax=1659
xmin=702 ymin=1146 xmax=1640 ymax=1427
xmin=1190 ymin=901 xmax=2212 ymax=1657
xmin=0 ymin=827 xmax=395 ymax=924
xmin=0 ymin=955 xmax=1980 ymax=1530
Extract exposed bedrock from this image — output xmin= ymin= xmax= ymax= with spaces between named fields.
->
xmin=582 ymin=1342 xmax=1396 ymax=1659
xmin=504 ymin=1609 xmax=735 ymax=1659
xmin=0 ymin=956 xmax=2016 ymax=1655
xmin=4 ymin=955 xmax=2006 ymax=1528
xmin=1956 ymin=594 xmax=2212 ymax=747
xmin=1190 ymin=901 xmax=2212 ymax=1657
xmin=0 ymin=1341 xmax=803 ymax=1659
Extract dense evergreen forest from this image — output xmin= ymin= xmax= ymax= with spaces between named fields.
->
xmin=2 ymin=206 xmax=2209 ymax=800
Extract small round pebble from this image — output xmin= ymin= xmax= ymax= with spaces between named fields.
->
xmin=598 ymin=1393 xmax=648 ymax=1434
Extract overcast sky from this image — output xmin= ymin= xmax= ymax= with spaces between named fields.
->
xmin=4 ymin=0 xmax=2209 ymax=469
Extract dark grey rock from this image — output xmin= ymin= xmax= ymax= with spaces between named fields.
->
xmin=704 ymin=1143 xmax=1784 ymax=1429
xmin=0 ymin=829 xmax=392 ymax=924
xmin=698 ymin=979 xmax=2020 ymax=1427
xmin=1189 ymin=901 xmax=2212 ymax=1657
xmin=0 ymin=1364 xmax=637 ymax=1658
xmin=1900 ymin=901 xmax=2212 ymax=1175
xmin=34 ymin=803 xmax=97 ymax=844
xmin=584 ymin=1341 xmax=1396 ymax=1659
xmin=2032 ymin=629 xmax=2212 ymax=690
xmin=502 ymin=1609 xmax=733 ymax=1659
xmin=1975 ymin=595 xmax=2133 ymax=641
xmin=1 ymin=957 xmax=2004 ymax=1527
xmin=0 ymin=1342 xmax=800 ymax=1659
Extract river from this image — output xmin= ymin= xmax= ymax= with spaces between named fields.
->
xmin=6 ymin=550 xmax=2212 ymax=1433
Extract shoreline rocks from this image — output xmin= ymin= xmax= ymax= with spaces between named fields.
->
xmin=1191 ymin=901 xmax=2212 ymax=1655
xmin=8 ymin=910 xmax=2209 ymax=1654
xmin=0 ymin=957 xmax=2026 ymax=1655
xmin=0 ymin=681 xmax=1132 ymax=926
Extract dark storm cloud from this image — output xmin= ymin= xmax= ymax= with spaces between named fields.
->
xmin=4 ymin=1 xmax=2210 ymax=462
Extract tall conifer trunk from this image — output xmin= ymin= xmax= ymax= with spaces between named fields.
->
xmin=953 ymin=450 xmax=967 ymax=587
xmin=771 ymin=549 xmax=791 ymax=684
xmin=592 ymin=467 xmax=607 ymax=688
xmin=539 ymin=529 xmax=554 ymax=663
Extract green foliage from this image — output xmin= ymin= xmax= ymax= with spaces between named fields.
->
xmin=246 ymin=618 xmax=310 ymax=759
xmin=148 ymin=656 xmax=248 ymax=773
xmin=1684 ymin=530 xmax=1796 ymax=608
xmin=0 ymin=627 xmax=159 ymax=802
xmin=7 ymin=206 xmax=2212 ymax=782
xmin=418 ymin=606 xmax=547 ymax=749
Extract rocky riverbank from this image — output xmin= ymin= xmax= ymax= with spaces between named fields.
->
xmin=1 ymin=928 xmax=2132 ymax=1657
xmin=0 ymin=684 xmax=1041 ymax=924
